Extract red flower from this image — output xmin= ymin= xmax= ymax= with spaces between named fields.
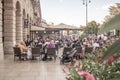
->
xmin=107 ymin=56 xmax=115 ymax=63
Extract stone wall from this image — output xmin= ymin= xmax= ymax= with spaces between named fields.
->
xmin=3 ymin=0 xmax=41 ymax=54
xmin=0 ymin=0 xmax=4 ymax=60
xmin=4 ymin=0 xmax=16 ymax=54
xmin=0 ymin=0 xmax=41 ymax=57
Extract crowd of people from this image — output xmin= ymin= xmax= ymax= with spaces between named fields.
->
xmin=16 ymin=32 xmax=119 ymax=61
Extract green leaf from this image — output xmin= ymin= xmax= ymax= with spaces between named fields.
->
xmin=102 ymin=38 xmax=120 ymax=60
xmin=110 ymin=79 xmax=120 ymax=80
xmin=99 ymin=14 xmax=120 ymax=33
xmin=69 ymin=67 xmax=83 ymax=80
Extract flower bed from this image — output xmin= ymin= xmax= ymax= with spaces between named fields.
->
xmin=62 ymin=51 xmax=120 ymax=80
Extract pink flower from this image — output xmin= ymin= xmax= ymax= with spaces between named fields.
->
xmin=80 ymin=71 xmax=95 ymax=80
xmin=86 ymin=74 xmax=95 ymax=80
xmin=77 ymin=66 xmax=81 ymax=72
xmin=80 ymin=71 xmax=89 ymax=77
xmin=73 ymin=58 xmax=77 ymax=62
xmin=107 ymin=56 xmax=115 ymax=63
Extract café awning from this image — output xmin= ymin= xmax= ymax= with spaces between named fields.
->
xmin=46 ymin=23 xmax=80 ymax=30
xmin=31 ymin=26 xmax=45 ymax=31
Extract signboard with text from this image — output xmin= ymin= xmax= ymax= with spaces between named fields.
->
xmin=24 ymin=19 xmax=29 ymax=28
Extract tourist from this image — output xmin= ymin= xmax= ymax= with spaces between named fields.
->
xmin=18 ymin=41 xmax=28 ymax=60
xmin=48 ymin=40 xmax=55 ymax=48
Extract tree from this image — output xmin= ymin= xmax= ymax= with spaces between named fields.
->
xmin=116 ymin=3 xmax=120 ymax=12
xmin=104 ymin=15 xmax=112 ymax=22
xmin=109 ymin=3 xmax=120 ymax=16
xmin=84 ymin=21 xmax=99 ymax=35
xmin=100 ymin=3 xmax=120 ymax=31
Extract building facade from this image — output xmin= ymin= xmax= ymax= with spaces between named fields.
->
xmin=0 ymin=0 xmax=3 ymax=60
xmin=0 ymin=0 xmax=41 ymax=60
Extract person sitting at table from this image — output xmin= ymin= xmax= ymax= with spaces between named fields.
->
xmin=18 ymin=41 xmax=28 ymax=60
xmin=47 ymin=40 xmax=55 ymax=48
xmin=44 ymin=40 xmax=55 ymax=60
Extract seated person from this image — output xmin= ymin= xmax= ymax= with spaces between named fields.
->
xmin=18 ymin=41 xmax=28 ymax=60
xmin=47 ymin=40 xmax=55 ymax=48
xmin=43 ymin=40 xmax=55 ymax=61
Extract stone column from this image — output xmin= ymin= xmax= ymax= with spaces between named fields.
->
xmin=4 ymin=0 xmax=16 ymax=54
xmin=16 ymin=12 xmax=22 ymax=43
xmin=0 ymin=0 xmax=4 ymax=60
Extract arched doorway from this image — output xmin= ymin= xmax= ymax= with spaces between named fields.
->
xmin=16 ymin=1 xmax=22 ymax=44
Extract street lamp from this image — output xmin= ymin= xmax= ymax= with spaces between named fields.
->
xmin=82 ymin=0 xmax=91 ymax=26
